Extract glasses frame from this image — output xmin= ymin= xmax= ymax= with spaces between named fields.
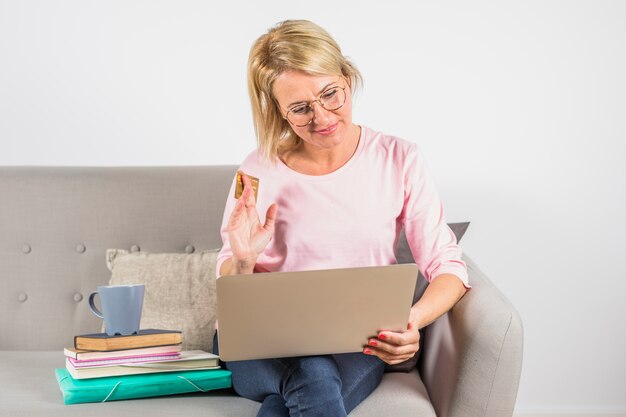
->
xmin=283 ymin=85 xmax=347 ymax=127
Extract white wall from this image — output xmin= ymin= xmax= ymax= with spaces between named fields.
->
xmin=1 ymin=0 xmax=625 ymax=414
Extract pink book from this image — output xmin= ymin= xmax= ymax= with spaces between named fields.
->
xmin=67 ymin=352 xmax=181 ymax=368
xmin=64 ymin=344 xmax=182 ymax=361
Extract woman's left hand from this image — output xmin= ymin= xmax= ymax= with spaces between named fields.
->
xmin=363 ymin=321 xmax=420 ymax=365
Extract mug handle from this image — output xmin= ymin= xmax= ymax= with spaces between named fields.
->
xmin=88 ymin=291 xmax=104 ymax=319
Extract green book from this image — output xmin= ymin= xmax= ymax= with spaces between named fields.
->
xmin=55 ymin=367 xmax=232 ymax=405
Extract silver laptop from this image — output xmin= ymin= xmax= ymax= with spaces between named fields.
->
xmin=216 ymin=264 xmax=418 ymax=361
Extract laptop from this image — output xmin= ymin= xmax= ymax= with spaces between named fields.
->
xmin=215 ymin=263 xmax=418 ymax=361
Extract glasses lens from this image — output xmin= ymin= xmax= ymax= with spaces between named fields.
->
xmin=287 ymin=106 xmax=311 ymax=127
xmin=320 ymin=87 xmax=346 ymax=111
xmin=286 ymin=87 xmax=346 ymax=127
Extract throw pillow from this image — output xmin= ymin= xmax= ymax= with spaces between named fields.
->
xmin=105 ymin=248 xmax=220 ymax=352
xmin=386 ymin=221 xmax=470 ymax=373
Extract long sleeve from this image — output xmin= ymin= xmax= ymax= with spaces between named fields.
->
xmin=401 ymin=145 xmax=470 ymax=288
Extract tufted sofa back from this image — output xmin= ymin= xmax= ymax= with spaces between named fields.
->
xmin=0 ymin=166 xmax=237 ymax=350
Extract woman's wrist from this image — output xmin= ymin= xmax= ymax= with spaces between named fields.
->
xmin=231 ymin=257 xmax=256 ymax=275
xmin=220 ymin=257 xmax=256 ymax=276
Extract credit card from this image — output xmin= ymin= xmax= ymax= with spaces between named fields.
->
xmin=235 ymin=172 xmax=259 ymax=201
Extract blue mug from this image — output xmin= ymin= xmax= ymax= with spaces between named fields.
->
xmin=88 ymin=284 xmax=145 ymax=336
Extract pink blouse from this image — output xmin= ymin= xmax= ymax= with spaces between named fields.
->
xmin=216 ymin=126 xmax=469 ymax=288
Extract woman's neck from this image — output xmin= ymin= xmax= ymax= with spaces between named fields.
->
xmin=281 ymin=124 xmax=361 ymax=176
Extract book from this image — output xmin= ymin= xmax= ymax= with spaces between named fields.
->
xmin=65 ymin=350 xmax=221 ymax=379
xmin=55 ymin=367 xmax=232 ymax=404
xmin=64 ymin=344 xmax=182 ymax=361
xmin=74 ymin=329 xmax=182 ymax=352
xmin=67 ymin=352 xmax=181 ymax=368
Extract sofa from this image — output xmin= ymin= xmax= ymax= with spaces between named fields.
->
xmin=0 ymin=166 xmax=523 ymax=417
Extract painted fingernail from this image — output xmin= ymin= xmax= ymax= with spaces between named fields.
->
xmin=369 ymin=340 xmax=378 ymax=346
xmin=379 ymin=333 xmax=386 ymax=340
xmin=364 ymin=348 xmax=372 ymax=354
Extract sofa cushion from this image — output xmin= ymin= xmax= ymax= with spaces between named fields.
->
xmin=0 ymin=351 xmax=435 ymax=417
xmin=105 ymin=249 xmax=220 ymax=352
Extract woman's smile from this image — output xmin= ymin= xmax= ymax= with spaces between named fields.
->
xmin=314 ymin=122 xmax=338 ymax=136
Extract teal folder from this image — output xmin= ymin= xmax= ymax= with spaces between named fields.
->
xmin=55 ymin=368 xmax=232 ymax=405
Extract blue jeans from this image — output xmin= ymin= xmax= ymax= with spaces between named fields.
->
xmin=213 ymin=332 xmax=384 ymax=417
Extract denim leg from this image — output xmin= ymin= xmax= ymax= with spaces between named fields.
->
xmin=213 ymin=332 xmax=293 ymax=405
xmin=213 ymin=332 xmax=384 ymax=417
xmin=332 ymin=352 xmax=385 ymax=414
xmin=222 ymin=355 xmax=345 ymax=417
xmin=258 ymin=394 xmax=290 ymax=417
xmin=281 ymin=355 xmax=346 ymax=417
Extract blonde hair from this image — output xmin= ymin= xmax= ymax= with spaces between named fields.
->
xmin=247 ymin=20 xmax=363 ymax=161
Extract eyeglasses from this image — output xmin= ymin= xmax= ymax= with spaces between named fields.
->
xmin=284 ymin=86 xmax=347 ymax=127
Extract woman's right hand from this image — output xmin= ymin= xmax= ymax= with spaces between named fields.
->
xmin=226 ymin=172 xmax=278 ymax=274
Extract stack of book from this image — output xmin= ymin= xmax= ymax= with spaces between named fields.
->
xmin=55 ymin=329 xmax=232 ymax=404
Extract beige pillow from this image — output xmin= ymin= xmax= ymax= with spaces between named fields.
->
xmin=105 ymin=248 xmax=220 ymax=352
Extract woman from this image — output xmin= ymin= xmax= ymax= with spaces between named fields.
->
xmin=214 ymin=19 xmax=470 ymax=417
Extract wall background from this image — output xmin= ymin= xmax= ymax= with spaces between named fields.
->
xmin=1 ymin=1 xmax=625 ymax=415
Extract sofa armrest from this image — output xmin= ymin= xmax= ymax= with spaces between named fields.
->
xmin=419 ymin=254 xmax=523 ymax=417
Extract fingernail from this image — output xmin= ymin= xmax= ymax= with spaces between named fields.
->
xmin=379 ymin=333 xmax=386 ymax=340
xmin=369 ymin=340 xmax=378 ymax=346
xmin=364 ymin=348 xmax=372 ymax=354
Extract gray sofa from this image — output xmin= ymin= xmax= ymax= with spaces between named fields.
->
xmin=0 ymin=166 xmax=523 ymax=417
